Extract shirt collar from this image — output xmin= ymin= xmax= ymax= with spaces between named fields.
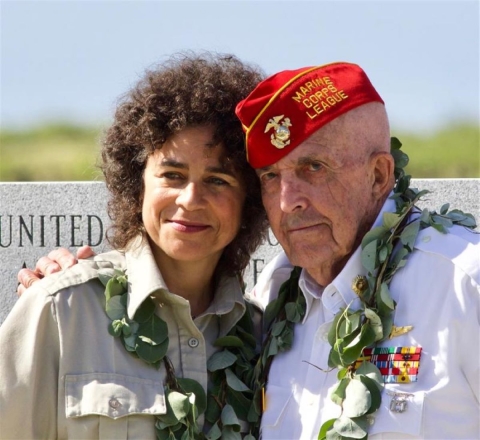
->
xmin=299 ymin=194 xmax=396 ymax=321
xmin=125 ymin=235 xmax=245 ymax=335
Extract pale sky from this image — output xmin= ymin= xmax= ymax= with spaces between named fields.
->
xmin=1 ymin=0 xmax=479 ymax=132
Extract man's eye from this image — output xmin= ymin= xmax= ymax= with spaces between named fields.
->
xmin=260 ymin=172 xmax=277 ymax=182
xmin=308 ymin=162 xmax=323 ymax=172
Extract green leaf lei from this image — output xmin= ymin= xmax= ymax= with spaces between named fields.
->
xmin=245 ymin=137 xmax=477 ymax=439
xmin=99 ymin=269 xmax=260 ymax=439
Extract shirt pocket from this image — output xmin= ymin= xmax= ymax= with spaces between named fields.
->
xmin=65 ymin=372 xmax=166 ymax=439
xmin=368 ymin=387 xmax=425 ymax=439
xmin=260 ymin=384 xmax=292 ymax=428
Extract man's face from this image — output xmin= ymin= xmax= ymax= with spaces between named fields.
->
xmin=256 ymin=115 xmax=379 ymax=285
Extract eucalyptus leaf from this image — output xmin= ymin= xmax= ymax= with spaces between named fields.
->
xmin=108 ymin=319 xmax=124 ymax=337
xmin=235 ymin=327 xmax=257 ymax=347
xmin=328 ymin=347 xmax=343 ymax=369
xmin=285 ymin=302 xmax=300 ymax=322
xmin=383 ymin=212 xmax=401 ymax=230
xmin=207 ymin=349 xmax=237 ymax=372
xmin=355 ymin=361 xmax=383 ymax=390
xmin=345 ymin=310 xmax=363 ymax=335
xmin=134 ymin=296 xmax=155 ymax=323
xmin=432 ymin=214 xmax=454 ymax=230
xmin=378 ymin=245 xmax=389 ymax=264
xmin=226 ymin=388 xmax=251 ymax=421
xmin=205 ymin=393 xmax=221 ymax=425
xmin=221 ymin=404 xmax=241 ymax=430
xmin=177 ymin=378 xmax=207 ymax=416
xmin=440 ymin=203 xmax=450 ymax=215
xmin=390 ymin=136 xmax=402 ymax=151
xmin=206 ymin=422 xmax=222 ymax=440
xmin=400 ymin=220 xmax=420 ymax=250
xmin=214 ymin=335 xmax=244 ymax=348
xmin=271 ymin=320 xmax=287 ymax=337
xmin=364 ymin=308 xmax=383 ymax=341
xmin=318 ymin=418 xmax=336 ymax=440
xmin=361 ymin=239 xmax=378 ymax=273
xmin=105 ymin=277 xmax=125 ymax=301
xmin=431 ymin=222 xmax=447 ymax=234
xmin=330 ymin=377 xmax=350 ymax=406
xmin=361 ymin=226 xmax=387 ymax=249
xmin=220 ymin=426 xmax=242 ymax=440
xmin=225 ymin=368 xmax=250 ymax=392
xmin=123 ymin=333 xmax=137 ymax=352
xmin=138 ymin=314 xmax=169 ymax=345
xmin=342 ymin=379 xmax=371 ymax=418
xmin=263 ymin=281 xmax=288 ymax=331
xmin=98 ymin=268 xmax=115 ymax=287
xmin=106 ymin=295 xmax=126 ymax=320
xmin=378 ymin=283 xmax=395 ymax=311
xmin=243 ymin=435 xmax=256 ymax=440
xmin=381 ymin=313 xmax=394 ymax=340
xmin=168 ymin=391 xmax=190 ymax=421
xmin=277 ymin=325 xmax=294 ymax=350
xmin=356 ymin=375 xmax=382 ymax=414
xmin=121 ymin=319 xmax=131 ymax=336
xmin=341 ymin=323 xmax=376 ymax=365
xmin=447 ymin=210 xmax=477 ymax=227
xmin=337 ymin=368 xmax=348 ymax=380
xmin=419 ymin=208 xmax=431 ymax=224
xmin=391 ymin=148 xmax=409 ymax=169
xmin=328 ymin=310 xmax=345 ymax=346
xmin=333 ymin=415 xmax=369 ymax=439
xmin=136 ymin=336 xmax=169 ymax=363
xmin=267 ymin=336 xmax=279 ymax=357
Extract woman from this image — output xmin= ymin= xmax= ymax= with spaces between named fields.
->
xmin=0 ymin=53 xmax=268 ymax=439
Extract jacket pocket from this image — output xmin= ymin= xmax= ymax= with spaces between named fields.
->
xmin=65 ymin=372 xmax=166 ymax=419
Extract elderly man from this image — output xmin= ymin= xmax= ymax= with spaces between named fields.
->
xmin=17 ymin=62 xmax=480 ymax=440
xmin=234 ymin=62 xmax=479 ymax=439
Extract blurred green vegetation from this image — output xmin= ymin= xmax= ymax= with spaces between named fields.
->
xmin=0 ymin=122 xmax=479 ymax=181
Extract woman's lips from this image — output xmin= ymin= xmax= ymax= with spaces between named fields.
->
xmin=168 ymin=220 xmax=210 ymax=233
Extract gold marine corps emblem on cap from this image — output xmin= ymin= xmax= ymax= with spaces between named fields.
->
xmin=265 ymin=115 xmax=292 ymax=149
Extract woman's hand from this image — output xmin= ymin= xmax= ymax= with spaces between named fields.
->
xmin=17 ymin=245 xmax=95 ymax=296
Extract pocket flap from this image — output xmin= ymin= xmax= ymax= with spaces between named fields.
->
xmin=65 ymin=373 xmax=166 ymax=419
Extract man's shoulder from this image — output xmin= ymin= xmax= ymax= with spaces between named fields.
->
xmin=414 ymin=225 xmax=480 ymax=283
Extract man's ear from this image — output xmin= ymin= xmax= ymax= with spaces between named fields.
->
xmin=369 ymin=152 xmax=395 ymax=198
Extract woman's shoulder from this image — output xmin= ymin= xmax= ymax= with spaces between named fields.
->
xmin=30 ymin=249 xmax=127 ymax=297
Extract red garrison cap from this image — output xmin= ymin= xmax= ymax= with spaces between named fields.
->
xmin=235 ymin=62 xmax=384 ymax=168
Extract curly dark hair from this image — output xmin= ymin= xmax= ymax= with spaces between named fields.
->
xmin=101 ymin=52 xmax=269 ymax=276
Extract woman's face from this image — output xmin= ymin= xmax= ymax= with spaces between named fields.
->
xmin=142 ymin=125 xmax=246 ymax=269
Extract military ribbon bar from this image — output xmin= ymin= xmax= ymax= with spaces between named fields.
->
xmin=356 ymin=346 xmax=422 ymax=384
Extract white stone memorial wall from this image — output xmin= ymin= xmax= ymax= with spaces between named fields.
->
xmin=1 ymin=179 xmax=479 ymax=325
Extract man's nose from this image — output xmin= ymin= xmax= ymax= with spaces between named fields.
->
xmin=279 ymin=176 xmax=308 ymax=213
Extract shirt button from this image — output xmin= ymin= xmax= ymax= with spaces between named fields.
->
xmin=188 ymin=337 xmax=199 ymax=348
xmin=109 ymin=398 xmax=121 ymax=409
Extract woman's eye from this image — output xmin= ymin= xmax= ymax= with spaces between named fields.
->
xmin=207 ymin=177 xmax=229 ymax=186
xmin=162 ymin=172 xmax=183 ymax=180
